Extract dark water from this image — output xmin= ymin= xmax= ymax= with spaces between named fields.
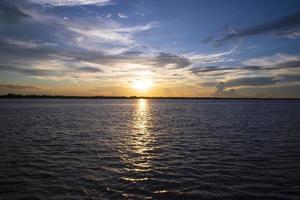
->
xmin=0 ymin=99 xmax=300 ymax=200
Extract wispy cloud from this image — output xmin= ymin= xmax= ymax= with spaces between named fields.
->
xmin=215 ymin=10 xmax=300 ymax=45
xmin=185 ymin=47 xmax=237 ymax=65
xmin=0 ymin=65 xmax=62 ymax=77
xmin=242 ymin=53 xmax=300 ymax=67
xmin=191 ymin=53 xmax=300 ymax=76
xmin=68 ymin=22 xmax=157 ymax=46
xmin=28 ymin=0 xmax=112 ymax=6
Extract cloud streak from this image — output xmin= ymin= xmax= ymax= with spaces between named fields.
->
xmin=28 ymin=0 xmax=112 ymax=6
xmin=191 ymin=53 xmax=300 ymax=76
xmin=216 ymin=10 xmax=300 ymax=45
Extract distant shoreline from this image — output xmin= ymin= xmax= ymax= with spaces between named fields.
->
xmin=0 ymin=94 xmax=299 ymax=100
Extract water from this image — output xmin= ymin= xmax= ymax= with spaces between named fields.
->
xmin=0 ymin=99 xmax=299 ymax=200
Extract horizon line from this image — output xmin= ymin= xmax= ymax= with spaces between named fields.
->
xmin=0 ymin=93 xmax=299 ymax=100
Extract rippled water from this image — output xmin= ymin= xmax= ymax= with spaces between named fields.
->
xmin=0 ymin=99 xmax=300 ymax=200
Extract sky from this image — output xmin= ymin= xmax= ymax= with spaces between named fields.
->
xmin=0 ymin=0 xmax=300 ymax=97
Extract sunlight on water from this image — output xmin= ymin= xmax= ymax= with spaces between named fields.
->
xmin=134 ymin=99 xmax=148 ymax=135
xmin=120 ymin=99 xmax=155 ymax=185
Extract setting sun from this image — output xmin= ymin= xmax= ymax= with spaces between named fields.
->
xmin=133 ymin=79 xmax=153 ymax=91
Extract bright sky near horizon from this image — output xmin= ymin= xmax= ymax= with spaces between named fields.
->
xmin=0 ymin=0 xmax=300 ymax=97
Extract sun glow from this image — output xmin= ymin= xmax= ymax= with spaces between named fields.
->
xmin=133 ymin=79 xmax=153 ymax=91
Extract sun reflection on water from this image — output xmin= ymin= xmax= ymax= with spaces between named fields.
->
xmin=134 ymin=99 xmax=148 ymax=135
xmin=120 ymin=99 xmax=155 ymax=184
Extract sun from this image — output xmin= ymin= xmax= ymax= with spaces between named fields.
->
xmin=133 ymin=79 xmax=153 ymax=91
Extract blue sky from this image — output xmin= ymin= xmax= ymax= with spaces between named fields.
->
xmin=0 ymin=0 xmax=300 ymax=97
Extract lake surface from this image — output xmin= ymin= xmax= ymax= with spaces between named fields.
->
xmin=0 ymin=99 xmax=300 ymax=200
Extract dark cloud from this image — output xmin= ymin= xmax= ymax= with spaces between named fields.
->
xmin=279 ymin=74 xmax=300 ymax=82
xmin=190 ymin=60 xmax=300 ymax=76
xmin=0 ymin=84 xmax=39 ymax=90
xmin=0 ymin=1 xmax=30 ymax=24
xmin=0 ymin=39 xmax=60 ymax=63
xmin=0 ymin=64 xmax=61 ymax=76
xmin=216 ymin=10 xmax=300 ymax=45
xmin=154 ymin=52 xmax=191 ymax=69
xmin=191 ymin=66 xmax=225 ymax=73
xmin=76 ymin=66 xmax=102 ymax=73
xmin=0 ymin=64 xmax=104 ymax=77
xmin=208 ymin=74 xmax=300 ymax=97
xmin=212 ymin=82 xmax=237 ymax=97
xmin=278 ymin=61 xmax=300 ymax=69
xmin=211 ymin=77 xmax=279 ymax=97
xmin=225 ymin=77 xmax=278 ymax=87
xmin=190 ymin=65 xmax=263 ymax=76
xmin=191 ymin=66 xmax=236 ymax=74
xmin=121 ymin=51 xmax=144 ymax=56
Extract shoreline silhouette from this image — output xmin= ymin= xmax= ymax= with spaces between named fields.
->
xmin=1 ymin=93 xmax=299 ymax=100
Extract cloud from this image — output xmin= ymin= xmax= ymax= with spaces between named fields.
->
xmin=0 ymin=1 xmax=30 ymax=24
xmin=211 ymin=77 xmax=278 ymax=97
xmin=243 ymin=53 xmax=300 ymax=67
xmin=212 ymin=82 xmax=237 ymax=97
xmin=0 ymin=62 xmax=105 ymax=77
xmin=0 ymin=0 xmax=157 ymax=54
xmin=154 ymin=52 xmax=191 ymax=69
xmin=210 ymin=74 xmax=300 ymax=98
xmin=279 ymin=74 xmax=300 ymax=82
xmin=0 ymin=38 xmax=181 ymax=78
xmin=0 ymin=0 xmax=163 ymax=83
xmin=67 ymin=21 xmax=157 ymax=47
xmin=1 ymin=0 xmax=299 ymax=98
xmin=224 ymin=77 xmax=278 ymax=87
xmin=0 ymin=65 xmax=59 ymax=77
xmin=28 ymin=0 xmax=112 ymax=6
xmin=216 ymin=10 xmax=300 ymax=45
xmin=191 ymin=53 xmax=300 ymax=76
xmin=0 ymin=84 xmax=40 ymax=90
xmin=190 ymin=66 xmax=234 ymax=74
xmin=185 ymin=47 xmax=237 ymax=64
xmin=118 ymin=13 xmax=128 ymax=19
xmin=3 ymin=38 xmax=39 ymax=48
xmin=191 ymin=66 xmax=262 ymax=75
xmin=76 ymin=66 xmax=102 ymax=73
xmin=69 ymin=27 xmax=134 ymax=45
xmin=0 ymin=38 xmax=62 ymax=63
